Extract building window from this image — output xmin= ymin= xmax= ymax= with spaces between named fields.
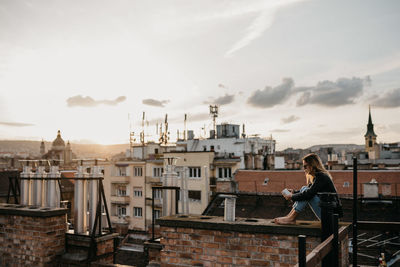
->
xmin=154 ymin=209 xmax=161 ymax=219
xmin=188 ymin=190 xmax=201 ymax=201
xmin=134 ymin=167 xmax=143 ymax=177
xmin=155 ymin=148 xmax=159 ymax=154
xmin=153 ymin=167 xmax=164 ymax=177
xmin=117 ymin=206 xmax=127 ymax=217
xmin=117 ymin=186 xmax=127 ymax=196
xmin=134 ymin=207 xmax=143 ymax=217
xmin=218 ymin=167 xmax=232 ymax=178
xmin=369 ymin=140 xmax=373 ymax=147
xmin=343 ymin=182 xmax=350 ymax=187
xmin=116 ymin=166 xmax=127 ymax=176
xmin=189 ymin=167 xmax=201 ymax=178
xmin=133 ymin=188 xmax=142 ymax=197
xmin=153 ymin=189 xmax=162 ymax=199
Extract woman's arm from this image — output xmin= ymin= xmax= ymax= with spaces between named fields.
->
xmin=291 ymin=174 xmax=327 ymax=201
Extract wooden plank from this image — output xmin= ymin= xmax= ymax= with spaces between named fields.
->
xmin=294 ymin=226 xmax=348 ymax=267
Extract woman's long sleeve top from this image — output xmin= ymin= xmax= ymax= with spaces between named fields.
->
xmin=291 ymin=172 xmax=337 ymax=202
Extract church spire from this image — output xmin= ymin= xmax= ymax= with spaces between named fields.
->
xmin=364 ymin=105 xmax=377 ymax=137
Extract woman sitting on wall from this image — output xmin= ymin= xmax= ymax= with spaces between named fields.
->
xmin=273 ymin=153 xmax=340 ymax=225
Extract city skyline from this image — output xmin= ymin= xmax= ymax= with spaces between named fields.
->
xmin=0 ymin=0 xmax=399 ymax=150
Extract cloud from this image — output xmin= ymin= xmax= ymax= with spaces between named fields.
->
xmin=271 ymin=129 xmax=290 ymax=133
xmin=67 ymin=95 xmax=126 ymax=107
xmin=204 ymin=94 xmax=235 ymax=106
xmin=295 ymin=77 xmax=365 ymax=107
xmin=370 ymin=88 xmax=400 ymax=108
xmin=225 ymin=0 xmax=308 ymax=57
xmin=247 ymin=76 xmax=368 ymax=108
xmin=0 ymin=121 xmax=34 ymax=127
xmin=247 ymin=78 xmax=294 ymax=108
xmin=225 ymin=9 xmax=274 ymax=57
xmin=142 ymin=98 xmax=170 ymax=107
xmin=281 ymin=115 xmax=300 ymax=124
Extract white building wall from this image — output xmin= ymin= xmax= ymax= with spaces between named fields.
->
xmin=185 ymin=137 xmax=275 ymax=169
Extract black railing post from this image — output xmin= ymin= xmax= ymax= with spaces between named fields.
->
xmin=152 ymin=187 xmax=155 ymax=241
xmin=298 ymin=235 xmax=306 ymax=267
xmin=319 ymin=192 xmax=337 ymax=267
xmin=353 ymin=157 xmax=358 ymax=267
xmin=175 ymin=188 xmax=179 ymax=215
xmin=332 ymin=214 xmax=339 ymax=267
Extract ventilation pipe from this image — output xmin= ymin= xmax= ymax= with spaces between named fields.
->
xmin=180 ymin=167 xmax=189 ymax=215
xmin=89 ymin=166 xmax=102 ymax=234
xmin=47 ymin=166 xmax=61 ymax=208
xmin=20 ymin=164 xmax=33 ymax=205
xmin=162 ymin=157 xmax=178 ymax=216
xmin=221 ymin=194 xmax=237 ymax=222
xmin=74 ymin=166 xmax=88 ymax=234
xmin=32 ymin=165 xmax=46 ymax=206
xmin=204 ymin=166 xmax=210 ymax=206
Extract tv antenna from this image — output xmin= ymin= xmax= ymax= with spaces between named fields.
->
xmin=209 ymin=105 xmax=218 ymax=139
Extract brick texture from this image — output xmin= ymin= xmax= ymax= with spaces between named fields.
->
xmin=0 ymin=213 xmax=67 ymax=267
xmin=159 ymin=226 xmax=348 ymax=267
xmin=235 ymin=170 xmax=400 ymax=197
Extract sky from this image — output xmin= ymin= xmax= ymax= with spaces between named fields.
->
xmin=0 ymin=0 xmax=399 ymax=150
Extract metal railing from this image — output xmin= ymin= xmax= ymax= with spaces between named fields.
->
xmin=297 ymin=157 xmax=400 ymax=266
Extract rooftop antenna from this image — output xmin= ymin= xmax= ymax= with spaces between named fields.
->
xmin=209 ymin=105 xmax=218 ymax=139
xmin=140 ymin=111 xmax=145 ymax=145
xmin=128 ymin=113 xmax=135 ymax=148
xmin=164 ymin=114 xmax=169 ymax=145
xmin=184 ymin=113 xmax=187 ymax=141
xmin=242 ymin=124 xmax=246 ymax=138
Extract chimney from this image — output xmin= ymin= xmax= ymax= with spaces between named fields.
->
xmin=220 ymin=194 xmax=237 ymax=222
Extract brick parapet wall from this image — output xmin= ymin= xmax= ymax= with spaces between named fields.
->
xmin=157 ymin=215 xmax=349 ymax=267
xmin=61 ymin=233 xmax=119 ymax=266
xmin=0 ymin=204 xmax=67 ymax=267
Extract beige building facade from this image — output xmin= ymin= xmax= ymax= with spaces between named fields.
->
xmin=103 ymin=160 xmax=147 ymax=231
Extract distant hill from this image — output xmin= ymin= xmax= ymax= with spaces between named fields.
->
xmin=0 ymin=140 xmax=129 ymax=159
xmin=307 ymin=144 xmax=364 ymax=153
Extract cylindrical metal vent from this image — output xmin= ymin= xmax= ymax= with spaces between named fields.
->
xmin=47 ymin=166 xmax=61 ymax=208
xmin=74 ymin=166 xmax=88 ymax=234
xmin=89 ymin=166 xmax=102 ymax=234
xmin=32 ymin=166 xmax=46 ymax=206
xmin=162 ymin=160 xmax=178 ymax=217
xmin=180 ymin=167 xmax=189 ymax=215
xmin=221 ymin=195 xmax=237 ymax=222
xmin=20 ymin=165 xmax=33 ymax=205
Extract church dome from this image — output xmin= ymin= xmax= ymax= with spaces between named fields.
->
xmin=52 ymin=130 xmax=65 ymax=149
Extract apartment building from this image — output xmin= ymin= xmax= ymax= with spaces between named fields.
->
xmin=103 ymin=160 xmax=147 ymax=231
xmin=163 ymin=151 xmax=241 ymax=215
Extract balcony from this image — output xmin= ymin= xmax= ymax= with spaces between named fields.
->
xmin=111 ymin=215 xmax=130 ymax=225
xmin=145 ymin=198 xmax=162 ymax=207
xmin=110 ymin=176 xmax=130 ymax=183
xmin=145 ymin=176 xmax=162 ymax=184
xmin=110 ymin=195 xmax=130 ymax=204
